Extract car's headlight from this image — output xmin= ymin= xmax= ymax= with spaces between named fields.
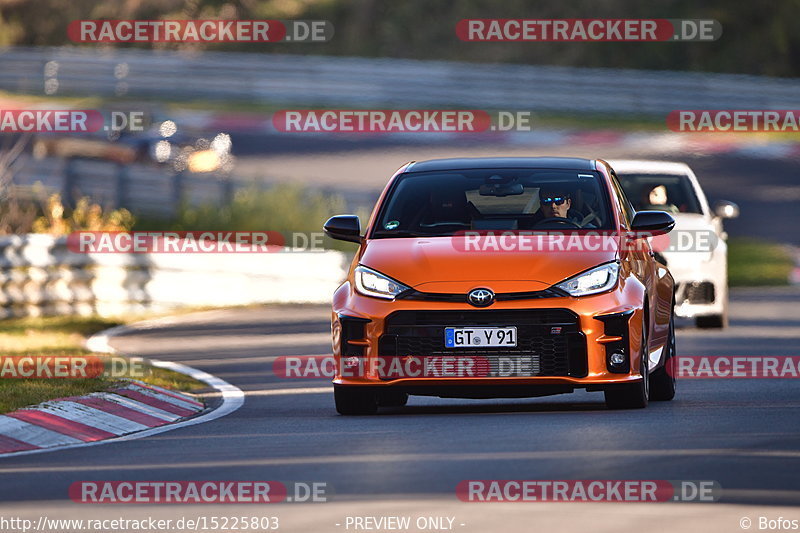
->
xmin=555 ymin=262 xmax=619 ymax=297
xmin=354 ymin=265 xmax=410 ymax=299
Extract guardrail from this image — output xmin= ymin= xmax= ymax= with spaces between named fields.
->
xmin=0 ymin=234 xmax=347 ymax=318
xmin=13 ymin=156 xmax=235 ymax=216
xmin=1 ymin=46 xmax=799 ymax=115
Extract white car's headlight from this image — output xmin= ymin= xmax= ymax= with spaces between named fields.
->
xmin=354 ymin=265 xmax=410 ymax=300
xmin=555 ymin=262 xmax=620 ymax=297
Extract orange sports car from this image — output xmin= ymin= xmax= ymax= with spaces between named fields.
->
xmin=324 ymin=157 xmax=676 ymax=414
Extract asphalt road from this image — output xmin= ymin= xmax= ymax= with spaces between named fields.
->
xmin=0 ymin=288 xmax=798 ymax=532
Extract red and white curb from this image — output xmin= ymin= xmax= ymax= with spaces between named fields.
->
xmin=0 ymin=320 xmax=244 ymax=458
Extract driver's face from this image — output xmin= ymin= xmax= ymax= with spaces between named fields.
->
xmin=541 ymin=196 xmax=571 ymax=218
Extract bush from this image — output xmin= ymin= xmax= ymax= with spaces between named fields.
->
xmin=177 ymin=184 xmax=344 ymax=233
xmin=32 ymin=193 xmax=135 ymax=235
xmin=0 ymin=189 xmax=39 ymax=235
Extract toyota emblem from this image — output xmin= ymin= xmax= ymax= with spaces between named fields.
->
xmin=467 ymin=288 xmax=495 ymax=307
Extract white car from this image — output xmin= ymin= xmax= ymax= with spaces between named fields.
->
xmin=611 ymin=160 xmax=739 ymax=328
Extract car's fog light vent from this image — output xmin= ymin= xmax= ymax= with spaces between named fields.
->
xmin=339 ymin=315 xmax=370 ymax=357
xmin=595 ymin=310 xmax=633 ymax=374
xmin=609 ymin=352 xmax=626 ymax=366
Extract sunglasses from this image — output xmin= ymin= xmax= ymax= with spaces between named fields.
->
xmin=540 ymin=196 xmax=568 ymax=206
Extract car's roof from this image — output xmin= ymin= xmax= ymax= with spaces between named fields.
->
xmin=406 ymin=157 xmax=597 ymax=173
xmin=609 ymin=159 xmax=693 ymax=175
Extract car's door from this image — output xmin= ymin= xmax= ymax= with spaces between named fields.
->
xmin=608 ymin=169 xmax=673 ymax=360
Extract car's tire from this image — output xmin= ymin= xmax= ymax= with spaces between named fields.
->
xmin=696 ymin=312 xmax=727 ymax=329
xmin=605 ymin=315 xmax=649 ymax=410
xmin=377 ymin=390 xmax=409 ymax=408
xmin=334 ymin=385 xmax=378 ymax=415
xmin=649 ymin=312 xmax=677 ymax=401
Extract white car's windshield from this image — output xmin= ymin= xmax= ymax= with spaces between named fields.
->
xmin=618 ymin=173 xmax=703 ymax=214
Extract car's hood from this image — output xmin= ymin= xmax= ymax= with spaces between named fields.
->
xmin=360 ymin=235 xmax=619 ymax=289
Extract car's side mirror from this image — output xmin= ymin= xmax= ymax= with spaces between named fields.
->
xmin=713 ymin=200 xmax=739 ymax=219
xmin=630 ymin=210 xmax=675 ymax=236
xmin=323 ymin=215 xmax=362 ymax=243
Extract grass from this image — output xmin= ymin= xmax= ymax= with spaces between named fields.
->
xmin=728 ymin=238 xmax=795 ymax=287
xmin=145 ymin=366 xmax=209 ymax=393
xmin=0 ymin=377 xmax=114 ymax=414
xmin=0 ymin=316 xmax=207 ymax=413
xmin=0 ymin=316 xmax=120 ymax=351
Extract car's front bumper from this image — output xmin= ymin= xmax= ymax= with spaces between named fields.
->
xmin=331 ymin=281 xmax=648 ymax=396
xmin=664 ymin=245 xmax=727 ymax=318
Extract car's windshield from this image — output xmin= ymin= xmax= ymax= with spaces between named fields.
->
xmin=617 ymin=173 xmax=703 ymax=214
xmin=373 ymin=168 xmax=613 ymax=237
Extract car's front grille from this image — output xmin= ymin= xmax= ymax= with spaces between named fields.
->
xmin=396 ymin=287 xmax=568 ymax=303
xmin=378 ymin=309 xmax=587 ymax=379
xmin=677 ymin=281 xmax=715 ymax=304
xmin=385 ymin=309 xmax=579 ymax=326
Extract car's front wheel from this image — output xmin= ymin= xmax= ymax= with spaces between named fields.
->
xmin=696 ymin=313 xmax=727 ymax=329
xmin=649 ymin=311 xmax=677 ymax=401
xmin=334 ymin=385 xmax=378 ymax=415
xmin=605 ymin=316 xmax=649 ymax=410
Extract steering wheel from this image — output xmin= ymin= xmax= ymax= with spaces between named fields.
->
xmin=532 ymin=217 xmax=581 ymax=229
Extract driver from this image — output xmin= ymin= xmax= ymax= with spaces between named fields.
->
xmin=539 ymin=186 xmax=572 ymax=219
xmin=537 ymin=186 xmax=596 ymax=227
xmin=539 ymin=185 xmax=596 ymax=228
xmin=641 ymin=185 xmax=680 ymax=214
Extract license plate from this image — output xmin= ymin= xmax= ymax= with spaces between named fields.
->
xmin=444 ymin=327 xmax=517 ymax=348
